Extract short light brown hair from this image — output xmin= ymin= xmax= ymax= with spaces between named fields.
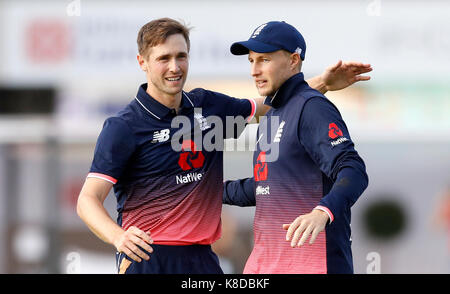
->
xmin=137 ymin=18 xmax=191 ymax=58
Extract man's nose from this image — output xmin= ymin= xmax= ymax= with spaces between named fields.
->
xmin=251 ymin=63 xmax=260 ymax=77
xmin=169 ymin=58 xmax=180 ymax=72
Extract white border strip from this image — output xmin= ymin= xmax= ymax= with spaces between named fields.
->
xmin=314 ymin=205 xmax=334 ymax=223
xmin=247 ymin=98 xmax=257 ymax=122
xmin=87 ymin=173 xmax=117 ymax=185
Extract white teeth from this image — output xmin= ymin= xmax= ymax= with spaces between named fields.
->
xmin=167 ymin=77 xmax=181 ymax=81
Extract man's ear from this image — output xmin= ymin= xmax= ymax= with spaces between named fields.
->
xmin=290 ymin=53 xmax=302 ymax=72
xmin=137 ymin=54 xmax=148 ymax=72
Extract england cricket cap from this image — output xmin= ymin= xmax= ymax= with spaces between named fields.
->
xmin=230 ymin=21 xmax=306 ymax=60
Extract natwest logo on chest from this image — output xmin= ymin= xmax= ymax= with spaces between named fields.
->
xmin=256 ymin=185 xmax=270 ymax=195
xmin=254 ymin=151 xmax=268 ymax=181
xmin=176 ymin=172 xmax=203 ymax=184
xmin=178 ymin=140 xmax=205 ymax=170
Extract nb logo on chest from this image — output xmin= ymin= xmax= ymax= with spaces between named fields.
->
xmin=151 ymin=129 xmax=170 ymax=143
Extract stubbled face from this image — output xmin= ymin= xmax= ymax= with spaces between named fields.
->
xmin=138 ymin=34 xmax=189 ymax=99
xmin=248 ymin=50 xmax=295 ymax=97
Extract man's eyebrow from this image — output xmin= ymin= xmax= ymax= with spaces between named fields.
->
xmin=156 ymin=54 xmax=171 ymax=60
xmin=156 ymin=52 xmax=188 ymax=60
xmin=250 ymin=54 xmax=268 ymax=61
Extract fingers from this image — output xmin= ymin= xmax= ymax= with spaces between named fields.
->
xmin=353 ymin=69 xmax=372 ymax=77
xmin=129 ymin=235 xmax=153 ymax=259
xmin=121 ymin=245 xmax=142 ymax=263
xmin=287 ymin=223 xmax=318 ymax=247
xmin=126 ymin=240 xmax=149 ymax=262
xmin=298 ymin=225 xmax=314 ymax=247
xmin=116 ymin=226 xmax=154 ymax=262
xmin=290 ymin=221 xmax=308 ymax=247
xmin=309 ymin=227 xmax=322 ymax=245
xmin=341 ymin=61 xmax=372 ymax=75
xmin=129 ymin=226 xmax=154 ymax=244
xmin=355 ymin=75 xmax=371 ymax=81
xmin=329 ymin=60 xmax=342 ymax=72
xmin=285 ymin=217 xmax=301 ymax=242
xmin=343 ymin=61 xmax=371 ymax=68
xmin=348 ymin=75 xmax=371 ymax=86
xmin=284 ymin=217 xmax=310 ymax=247
xmin=284 ymin=211 xmax=327 ymax=247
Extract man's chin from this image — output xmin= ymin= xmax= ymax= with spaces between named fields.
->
xmin=164 ymin=84 xmax=185 ymax=95
xmin=257 ymin=89 xmax=275 ymax=97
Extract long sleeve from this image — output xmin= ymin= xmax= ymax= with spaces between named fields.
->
xmin=223 ymin=177 xmax=256 ymax=207
xmin=299 ymin=97 xmax=369 ymax=221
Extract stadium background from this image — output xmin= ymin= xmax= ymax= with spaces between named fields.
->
xmin=0 ymin=0 xmax=449 ymax=274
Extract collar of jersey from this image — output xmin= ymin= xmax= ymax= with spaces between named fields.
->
xmin=263 ymin=72 xmax=306 ymax=109
xmin=135 ymin=83 xmax=195 ymax=120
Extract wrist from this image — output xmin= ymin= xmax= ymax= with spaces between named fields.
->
xmin=110 ymin=226 xmax=126 ymax=248
xmin=310 ymin=75 xmax=328 ymax=94
xmin=314 ymin=205 xmax=334 ymax=224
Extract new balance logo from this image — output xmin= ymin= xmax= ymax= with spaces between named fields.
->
xmin=151 ymin=129 xmax=170 ymax=143
xmin=273 ymin=121 xmax=285 ymax=143
xmin=256 ymin=185 xmax=270 ymax=195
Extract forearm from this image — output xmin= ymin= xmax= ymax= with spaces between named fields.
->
xmin=77 ymin=193 xmax=124 ymax=247
xmin=319 ymin=164 xmax=369 ymax=222
xmin=223 ymin=177 xmax=256 ymax=207
xmin=306 ymin=75 xmax=328 ymax=94
xmin=252 ymin=97 xmax=270 ymax=122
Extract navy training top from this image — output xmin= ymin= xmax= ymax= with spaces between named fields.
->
xmin=223 ymin=72 xmax=368 ymax=273
xmin=89 ymin=83 xmax=255 ymax=245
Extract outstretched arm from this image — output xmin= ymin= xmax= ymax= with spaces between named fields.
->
xmin=252 ymin=60 xmax=373 ymax=119
xmin=223 ymin=177 xmax=256 ymax=207
xmin=307 ymin=60 xmax=372 ymax=94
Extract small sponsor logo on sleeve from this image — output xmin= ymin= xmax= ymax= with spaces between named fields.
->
xmin=328 ymin=122 xmax=348 ymax=147
xmin=328 ymin=123 xmax=343 ymax=139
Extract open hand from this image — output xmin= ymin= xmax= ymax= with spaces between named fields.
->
xmin=322 ymin=60 xmax=372 ymax=91
xmin=283 ymin=209 xmax=329 ymax=247
xmin=113 ymin=226 xmax=154 ymax=262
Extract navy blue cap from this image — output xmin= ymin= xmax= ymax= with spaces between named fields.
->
xmin=230 ymin=21 xmax=306 ymax=60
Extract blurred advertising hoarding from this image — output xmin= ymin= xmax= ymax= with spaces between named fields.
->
xmin=0 ymin=0 xmax=449 ymax=140
xmin=0 ymin=0 xmax=450 ymax=82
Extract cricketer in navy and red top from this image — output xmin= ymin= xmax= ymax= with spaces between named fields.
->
xmin=88 ymin=83 xmax=255 ymax=249
xmin=223 ymin=72 xmax=368 ymax=274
